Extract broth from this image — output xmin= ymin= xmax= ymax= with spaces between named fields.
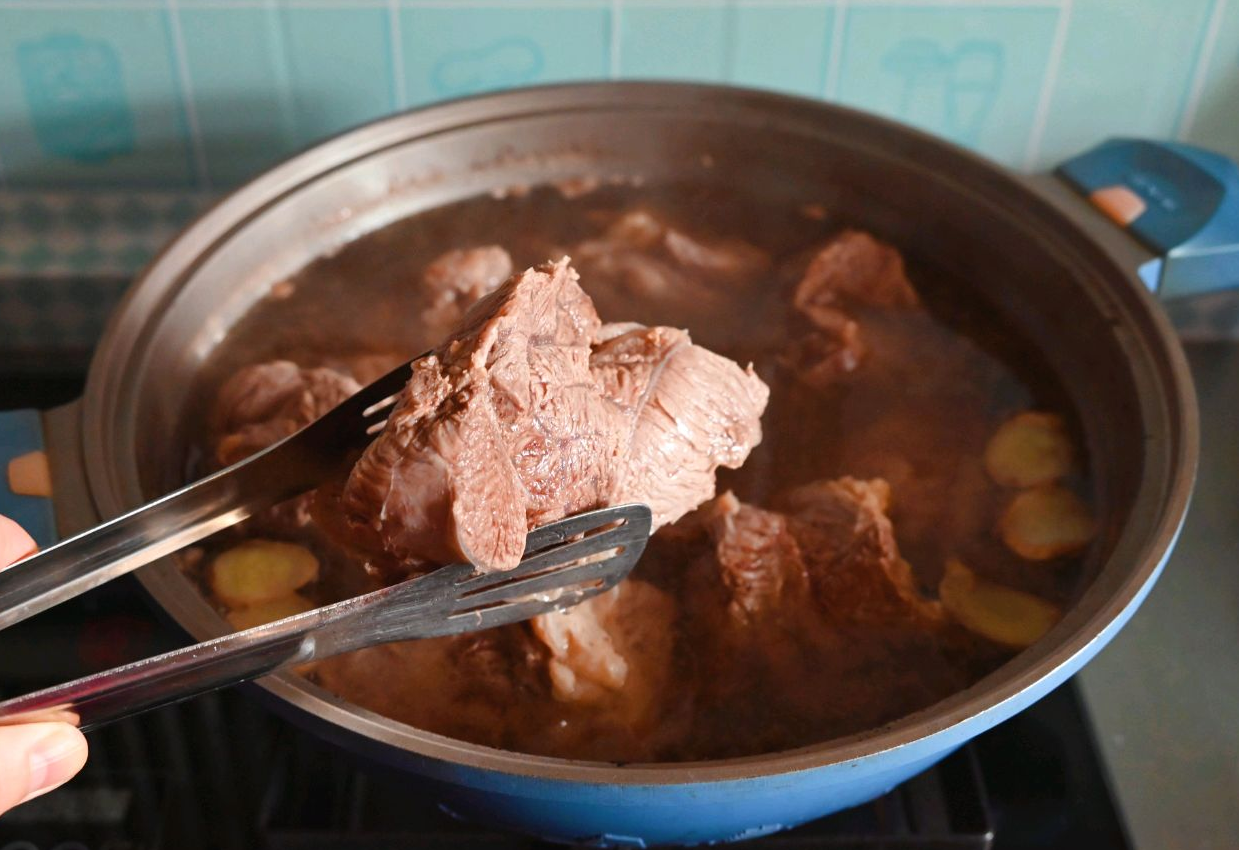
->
xmin=184 ymin=182 xmax=1093 ymax=762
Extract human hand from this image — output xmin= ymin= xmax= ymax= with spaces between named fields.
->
xmin=0 ymin=514 xmax=89 ymax=815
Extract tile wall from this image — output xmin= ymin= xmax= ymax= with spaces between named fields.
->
xmin=0 ymin=0 xmax=1233 ymax=191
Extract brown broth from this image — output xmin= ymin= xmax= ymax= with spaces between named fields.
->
xmin=184 ymin=182 xmax=1091 ymax=763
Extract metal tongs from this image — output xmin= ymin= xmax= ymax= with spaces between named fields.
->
xmin=0 ymin=357 xmax=652 ymax=731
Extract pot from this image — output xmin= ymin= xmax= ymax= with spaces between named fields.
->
xmin=1 ymin=83 xmax=1232 ymax=846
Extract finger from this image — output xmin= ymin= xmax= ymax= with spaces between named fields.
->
xmin=0 ymin=515 xmax=37 ymax=568
xmin=0 ymin=723 xmax=88 ymax=814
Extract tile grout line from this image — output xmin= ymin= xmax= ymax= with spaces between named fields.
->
xmin=1022 ymin=0 xmax=1072 ymax=171
xmin=265 ymin=0 xmax=298 ymax=148
xmin=1177 ymin=0 xmax=1227 ymax=141
xmin=610 ymin=0 xmax=622 ymax=78
xmin=166 ymin=0 xmax=213 ymax=190
xmin=388 ymin=0 xmax=408 ymax=109
xmin=822 ymin=0 xmax=846 ymax=100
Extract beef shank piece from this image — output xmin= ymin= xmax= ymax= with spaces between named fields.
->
xmin=793 ymin=229 xmax=918 ymax=324
xmin=210 ymin=361 xmax=363 ymax=533
xmin=679 ymin=480 xmax=947 ymax=753
xmin=341 ymin=257 xmax=612 ymax=573
xmin=339 ymin=257 xmax=770 ymax=573
xmin=419 ymin=246 xmax=513 ymax=339
xmin=591 ymin=325 xmax=770 ymax=529
xmin=529 ymin=579 xmax=682 ymax=760
xmin=683 ymin=477 xmax=943 ymax=638
xmin=776 ymin=477 xmax=944 ymax=630
xmin=703 ymin=491 xmax=808 ymax=626
xmin=212 ymin=360 xmax=361 ymax=467
xmin=783 ymin=230 xmax=920 ymax=390
xmin=573 ymin=210 xmax=770 ymax=338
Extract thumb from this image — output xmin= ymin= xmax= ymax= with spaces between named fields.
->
xmin=0 ymin=723 xmax=88 ymax=815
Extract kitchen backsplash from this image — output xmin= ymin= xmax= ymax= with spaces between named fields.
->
xmin=0 ymin=0 xmax=1235 ymax=189
xmin=0 ymin=0 xmax=1236 ymax=344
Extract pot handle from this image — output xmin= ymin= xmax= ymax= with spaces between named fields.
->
xmin=0 ymin=410 xmax=58 ymax=548
xmin=1056 ymin=138 xmax=1239 ymax=300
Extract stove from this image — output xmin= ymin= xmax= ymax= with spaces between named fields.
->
xmin=0 ymin=368 xmax=1132 ymax=850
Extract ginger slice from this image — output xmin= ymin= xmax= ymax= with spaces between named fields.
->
xmin=999 ymin=485 xmax=1097 ymax=561
xmin=226 ymin=593 xmax=315 ymax=631
xmin=210 ymin=540 xmax=319 ymax=608
xmin=939 ymin=559 xmax=1060 ymax=648
xmin=984 ymin=412 xmax=1074 ymax=488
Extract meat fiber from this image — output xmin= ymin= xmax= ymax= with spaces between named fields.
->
xmin=339 ymin=257 xmax=770 ymax=573
xmin=591 ymin=325 xmax=770 ymax=529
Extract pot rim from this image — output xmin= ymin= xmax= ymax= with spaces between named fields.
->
xmin=81 ymin=81 xmax=1199 ymax=786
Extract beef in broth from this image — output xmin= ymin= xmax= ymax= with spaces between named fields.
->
xmin=185 ymin=183 xmax=1095 ymax=762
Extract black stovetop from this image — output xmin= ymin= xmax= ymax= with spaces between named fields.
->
xmin=0 ymin=369 xmax=1132 ymax=850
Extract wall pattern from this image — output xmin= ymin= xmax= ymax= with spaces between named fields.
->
xmin=0 ymin=0 xmax=1234 ymax=191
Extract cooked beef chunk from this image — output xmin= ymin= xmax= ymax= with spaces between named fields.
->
xmin=209 ymin=361 xmax=361 ymax=534
xmin=783 ymin=230 xmax=919 ymax=390
xmin=592 ymin=325 xmax=771 ymax=529
xmin=780 ymin=325 xmax=863 ymax=391
xmin=680 ymin=479 xmax=941 ymax=639
xmin=531 ymin=579 xmax=675 ymax=704
xmin=340 ymin=257 xmax=769 ymax=572
xmin=777 ymin=477 xmax=944 ymax=630
xmin=676 ymin=481 xmax=955 ymax=756
xmin=209 ymin=356 xmax=412 ymax=542
xmin=793 ymin=229 xmax=918 ymax=323
xmin=341 ymin=258 xmax=623 ymax=572
xmin=573 ymin=210 xmax=770 ymax=334
xmin=529 ymin=580 xmax=681 ymax=757
xmin=212 ymin=360 xmax=361 ymax=467
xmin=703 ymin=491 xmax=807 ymax=625
xmin=419 ymin=246 xmax=513 ymax=339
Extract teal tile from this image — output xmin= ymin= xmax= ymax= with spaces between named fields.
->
xmin=401 ymin=4 xmax=610 ymax=105
xmin=0 ymin=9 xmax=193 ymax=187
xmin=619 ymin=4 xmax=728 ymax=80
xmin=280 ymin=9 xmax=395 ymax=142
xmin=181 ymin=6 xmax=394 ymax=186
xmin=1036 ymin=0 xmax=1215 ymax=169
xmin=178 ymin=8 xmax=292 ymax=187
xmin=730 ymin=4 xmax=834 ymax=97
xmin=1183 ymin=0 xmax=1239 ymax=162
xmin=835 ymin=5 xmax=1060 ymax=166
